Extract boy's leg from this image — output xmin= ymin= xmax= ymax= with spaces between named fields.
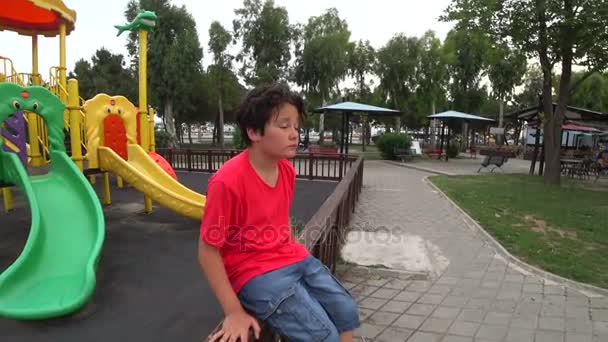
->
xmin=238 ymin=260 xmax=341 ymax=341
xmin=300 ymin=256 xmax=360 ymax=338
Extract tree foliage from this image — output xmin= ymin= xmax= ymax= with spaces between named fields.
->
xmin=125 ymin=0 xmax=203 ymax=147
xmin=443 ymin=27 xmax=489 ymax=114
xmin=348 ymin=39 xmax=376 ymax=100
xmin=443 ymin=0 xmax=608 ymax=184
xmin=294 ymin=8 xmax=352 ymax=103
xmin=69 ymin=48 xmax=136 ymax=101
xmin=233 ymin=0 xmax=292 ymax=85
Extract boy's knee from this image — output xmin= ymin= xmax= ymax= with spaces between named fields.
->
xmin=339 ymin=295 xmax=360 ymax=332
xmin=323 ymin=324 xmax=341 ymax=342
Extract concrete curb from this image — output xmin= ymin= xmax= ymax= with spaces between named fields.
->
xmin=423 ymin=175 xmax=608 ymax=298
xmin=383 ymin=160 xmax=456 ymax=176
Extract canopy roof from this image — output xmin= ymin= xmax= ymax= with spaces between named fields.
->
xmin=506 ymin=103 xmax=608 ymax=123
xmin=314 ymin=101 xmax=401 ymax=116
xmin=0 ymin=0 xmax=76 ymax=37
xmin=428 ymin=110 xmax=495 ymax=122
xmin=562 ymin=122 xmax=601 ymax=132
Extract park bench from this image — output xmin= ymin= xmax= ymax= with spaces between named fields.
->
xmin=424 ymin=148 xmax=444 ymax=159
xmin=477 ymin=155 xmax=508 ymax=173
xmin=394 ymin=147 xmax=414 ymax=162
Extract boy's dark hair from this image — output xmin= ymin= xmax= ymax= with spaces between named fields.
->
xmin=236 ymin=82 xmax=306 ymax=146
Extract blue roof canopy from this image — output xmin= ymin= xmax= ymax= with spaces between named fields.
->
xmin=428 ymin=111 xmax=495 ymax=122
xmin=314 ymin=101 xmax=401 ymax=116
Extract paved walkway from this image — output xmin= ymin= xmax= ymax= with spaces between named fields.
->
xmin=337 ymin=161 xmax=607 ymax=342
xmin=388 ymin=154 xmax=533 ymax=176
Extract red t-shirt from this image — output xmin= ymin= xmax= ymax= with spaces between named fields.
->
xmin=200 ymin=149 xmax=309 ymax=293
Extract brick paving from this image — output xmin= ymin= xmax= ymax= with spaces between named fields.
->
xmin=337 ymin=161 xmax=607 ymax=342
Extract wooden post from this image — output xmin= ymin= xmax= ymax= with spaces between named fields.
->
xmin=2 ymin=187 xmax=14 ymax=212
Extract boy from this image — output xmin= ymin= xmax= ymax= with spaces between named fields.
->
xmin=199 ymin=83 xmax=360 ymax=342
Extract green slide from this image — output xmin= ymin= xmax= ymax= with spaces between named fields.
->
xmin=0 ymin=84 xmax=105 ymax=320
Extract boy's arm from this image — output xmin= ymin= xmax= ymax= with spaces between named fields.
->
xmin=197 ymin=241 xmax=241 ymax=315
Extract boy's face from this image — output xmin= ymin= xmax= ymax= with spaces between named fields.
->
xmin=248 ymin=103 xmax=300 ymax=159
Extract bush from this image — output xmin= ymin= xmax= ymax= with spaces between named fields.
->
xmin=154 ymin=129 xmax=171 ymax=148
xmin=371 ymin=135 xmax=381 ymax=145
xmin=376 ymin=133 xmax=412 ymax=160
xmin=447 ymin=144 xmax=459 ymax=158
xmin=232 ymin=126 xmax=247 ymax=150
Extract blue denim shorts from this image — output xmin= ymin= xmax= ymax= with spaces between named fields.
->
xmin=238 ymin=255 xmax=360 ymax=342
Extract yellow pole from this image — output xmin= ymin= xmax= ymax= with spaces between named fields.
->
xmin=149 ymin=107 xmax=156 ymax=152
xmin=139 ymin=30 xmax=149 ymax=152
xmin=67 ymin=79 xmax=83 ymax=171
xmin=139 ymin=29 xmax=152 ymax=214
xmin=28 ymin=35 xmax=43 ymax=166
xmin=59 ymin=24 xmax=67 ymax=97
xmin=102 ymin=172 xmax=111 ymax=205
xmin=59 ymin=22 xmax=68 ymax=125
xmin=32 ymin=35 xmax=39 ymax=85
xmin=117 ymin=176 xmax=124 ymax=189
xmin=2 ymin=187 xmax=14 ymax=212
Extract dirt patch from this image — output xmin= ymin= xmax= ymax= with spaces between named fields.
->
xmin=523 ymin=215 xmax=578 ymax=239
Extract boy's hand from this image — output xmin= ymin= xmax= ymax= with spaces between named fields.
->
xmin=210 ymin=309 xmax=261 ymax=342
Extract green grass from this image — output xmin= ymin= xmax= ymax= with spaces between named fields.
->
xmin=430 ymin=174 xmax=608 ymax=289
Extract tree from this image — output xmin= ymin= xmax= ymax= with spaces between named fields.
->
xmin=417 ymin=31 xmax=448 ymax=116
xmin=443 ymin=28 xmax=489 ymax=115
xmin=345 ymin=40 xmax=376 ymax=149
xmin=415 ymin=31 xmax=449 ymax=141
xmin=207 ymin=65 xmax=246 ymax=145
xmin=443 ymin=0 xmax=608 ymax=184
xmin=486 ymin=42 xmax=527 ymax=143
xmin=208 ymin=21 xmax=233 ymax=148
xmin=571 ymin=72 xmax=608 ymax=113
xmin=125 ymin=0 xmax=203 ymax=148
xmin=69 ymin=48 xmax=136 ymax=101
xmin=293 ymin=8 xmax=352 ymax=142
xmin=348 ymin=40 xmax=376 ymax=100
xmin=376 ymin=34 xmax=421 ymax=130
xmin=514 ymin=65 xmax=547 ymax=108
xmin=232 ymin=0 xmax=292 ymax=86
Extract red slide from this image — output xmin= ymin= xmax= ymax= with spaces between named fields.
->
xmin=148 ymin=151 xmax=178 ymax=180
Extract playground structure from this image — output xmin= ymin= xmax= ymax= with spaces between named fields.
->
xmin=0 ymin=0 xmax=206 ymax=319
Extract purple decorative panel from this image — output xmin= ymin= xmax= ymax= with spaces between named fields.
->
xmin=1 ymin=111 xmax=27 ymax=165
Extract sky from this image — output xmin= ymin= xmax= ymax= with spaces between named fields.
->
xmin=0 ymin=0 xmax=455 ymax=78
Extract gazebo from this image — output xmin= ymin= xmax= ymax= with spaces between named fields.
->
xmin=427 ymin=111 xmax=495 ymax=161
xmin=505 ymin=103 xmax=608 ymax=174
xmin=0 ymin=0 xmax=76 ymax=83
xmin=0 ymin=0 xmax=77 ymax=166
xmin=313 ymin=101 xmax=401 ymax=154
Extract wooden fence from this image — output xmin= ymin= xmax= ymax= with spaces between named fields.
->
xmin=156 ymin=148 xmax=358 ymax=181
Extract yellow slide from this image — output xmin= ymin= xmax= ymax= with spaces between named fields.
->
xmin=98 ymin=144 xmax=205 ymax=220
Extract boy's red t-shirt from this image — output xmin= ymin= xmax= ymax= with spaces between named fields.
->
xmin=200 ymin=149 xmax=309 ymax=293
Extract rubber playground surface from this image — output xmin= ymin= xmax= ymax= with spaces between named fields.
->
xmin=0 ymin=170 xmax=335 ymax=341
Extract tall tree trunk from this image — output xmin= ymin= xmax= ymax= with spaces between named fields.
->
xmin=361 ymin=117 xmax=366 ymax=152
xmin=498 ymin=99 xmax=505 ymax=145
xmin=536 ymin=0 xmax=559 ymax=184
xmin=187 ymin=123 xmax=192 ymax=145
xmin=318 ymin=96 xmax=326 ymax=144
xmin=430 ymin=100 xmax=437 ymax=145
xmin=218 ymin=96 xmax=225 ymax=149
xmin=542 ymin=0 xmax=574 ymax=185
xmin=163 ymin=101 xmax=179 ymax=148
xmin=213 ymin=113 xmax=219 ymax=145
